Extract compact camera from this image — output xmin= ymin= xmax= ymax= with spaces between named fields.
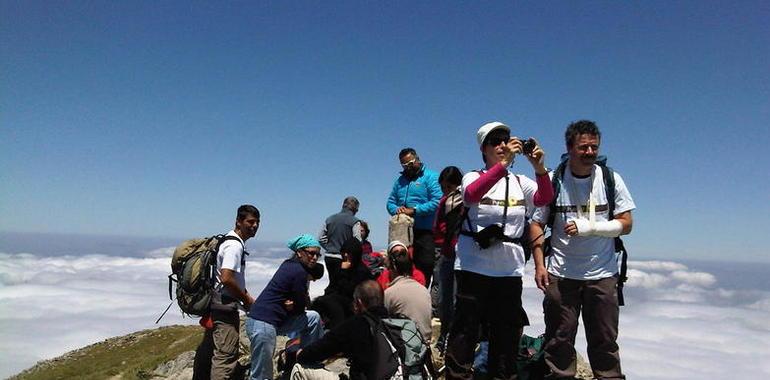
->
xmin=521 ymin=139 xmax=536 ymax=155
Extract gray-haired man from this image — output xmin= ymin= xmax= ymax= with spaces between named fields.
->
xmin=319 ymin=196 xmax=362 ymax=284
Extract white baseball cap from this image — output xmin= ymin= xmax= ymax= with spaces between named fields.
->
xmin=476 ymin=121 xmax=510 ymax=147
xmin=387 ymin=240 xmax=408 ymax=253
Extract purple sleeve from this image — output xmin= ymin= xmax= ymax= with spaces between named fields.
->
xmin=464 ymin=164 xmax=507 ymax=203
xmin=532 ymin=173 xmax=554 ymax=207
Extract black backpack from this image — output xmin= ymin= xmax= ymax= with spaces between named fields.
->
xmin=545 ymin=155 xmax=630 ymax=306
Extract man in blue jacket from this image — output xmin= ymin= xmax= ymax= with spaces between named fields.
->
xmin=386 ymin=147 xmax=442 ymax=288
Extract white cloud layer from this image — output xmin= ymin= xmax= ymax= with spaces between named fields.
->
xmin=1 ymin=253 xmax=768 ymax=379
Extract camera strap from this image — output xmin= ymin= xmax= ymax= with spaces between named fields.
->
xmin=502 ymin=174 xmax=509 ymax=226
xmin=460 ymin=173 xmax=523 ymax=245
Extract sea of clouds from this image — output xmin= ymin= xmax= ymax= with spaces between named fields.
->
xmin=1 ymin=243 xmax=769 ymax=379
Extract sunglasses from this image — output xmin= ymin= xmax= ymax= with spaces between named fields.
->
xmin=400 ymin=158 xmax=418 ymax=168
xmin=485 ymin=135 xmax=510 ymax=147
xmin=301 ymin=249 xmax=321 ymax=258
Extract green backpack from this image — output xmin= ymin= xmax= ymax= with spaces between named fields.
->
xmin=168 ymin=234 xmax=242 ymax=316
xmin=516 ymin=334 xmax=546 ymax=380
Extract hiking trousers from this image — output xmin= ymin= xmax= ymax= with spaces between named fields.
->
xmin=193 ymin=307 xmax=241 ymax=380
xmin=445 ymin=271 xmax=528 ymax=380
xmin=543 ymin=274 xmax=625 ymax=380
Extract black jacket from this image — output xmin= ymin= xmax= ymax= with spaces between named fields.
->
xmin=296 ymin=306 xmax=388 ymax=380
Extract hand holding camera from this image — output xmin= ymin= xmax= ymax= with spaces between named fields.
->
xmin=519 ymin=137 xmax=546 ymax=175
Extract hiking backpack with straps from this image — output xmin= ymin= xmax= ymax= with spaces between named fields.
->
xmin=364 ymin=313 xmax=432 ymax=380
xmin=167 ymin=234 xmax=243 ymax=316
xmin=545 ymin=154 xmax=630 ymax=306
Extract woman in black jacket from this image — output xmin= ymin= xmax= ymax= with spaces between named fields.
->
xmin=312 ymin=237 xmax=374 ymax=329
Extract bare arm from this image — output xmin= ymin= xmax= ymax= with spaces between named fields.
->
xmin=530 ymin=221 xmax=549 ymax=291
xmin=616 ymin=211 xmax=633 ymax=235
xmin=221 ymin=269 xmax=254 ymax=308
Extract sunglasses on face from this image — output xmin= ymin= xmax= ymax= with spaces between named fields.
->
xmin=302 ymin=249 xmax=321 ymax=258
xmin=401 ymin=158 xmax=418 ymax=168
xmin=485 ymin=135 xmax=510 ymax=147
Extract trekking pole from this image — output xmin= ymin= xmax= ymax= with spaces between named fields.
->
xmin=155 ymin=300 xmax=174 ymax=324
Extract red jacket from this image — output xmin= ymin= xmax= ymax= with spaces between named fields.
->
xmin=377 ymin=267 xmax=426 ymax=290
xmin=432 ymin=189 xmax=464 ymax=258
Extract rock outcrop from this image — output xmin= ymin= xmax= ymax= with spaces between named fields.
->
xmin=12 ymin=319 xmax=592 ymax=379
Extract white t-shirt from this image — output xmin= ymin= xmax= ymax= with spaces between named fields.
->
xmin=532 ymin=165 xmax=635 ymax=280
xmin=215 ymin=230 xmax=246 ymax=298
xmin=455 ymin=170 xmax=537 ymax=277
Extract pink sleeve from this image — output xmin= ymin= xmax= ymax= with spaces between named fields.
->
xmin=532 ymin=173 xmax=554 ymax=207
xmin=464 ymin=163 xmax=508 ymax=203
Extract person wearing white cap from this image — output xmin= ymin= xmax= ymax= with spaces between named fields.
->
xmin=375 ymin=240 xmax=427 ymax=290
xmin=444 ymin=122 xmax=554 ymax=380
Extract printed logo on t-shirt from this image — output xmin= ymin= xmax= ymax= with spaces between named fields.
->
xmin=480 ymin=197 xmax=525 ymax=207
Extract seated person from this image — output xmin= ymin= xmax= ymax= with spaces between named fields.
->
xmin=245 ymin=234 xmax=325 ymax=380
xmin=293 ymin=280 xmax=390 ymax=380
xmin=312 ymin=238 xmax=374 ymax=329
xmin=376 ymin=241 xmax=426 ymax=290
xmin=384 ymin=246 xmax=433 ymax=342
xmin=359 ymin=221 xmax=385 ymax=277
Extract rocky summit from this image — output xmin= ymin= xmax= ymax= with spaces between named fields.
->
xmin=11 ymin=319 xmax=592 ymax=379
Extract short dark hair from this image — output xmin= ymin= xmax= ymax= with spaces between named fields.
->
xmin=565 ymin=120 xmax=601 ymax=148
xmin=359 ymin=220 xmax=370 ymax=235
xmin=236 ymin=204 xmax=260 ymax=221
xmin=341 ymin=237 xmax=363 ymax=266
xmin=353 ymin=280 xmax=384 ymax=309
xmin=438 ymin=166 xmax=463 ymax=186
xmin=389 ymin=250 xmax=413 ymax=276
xmin=399 ymin=148 xmax=417 ymax=160
xmin=342 ymin=196 xmax=359 ymax=212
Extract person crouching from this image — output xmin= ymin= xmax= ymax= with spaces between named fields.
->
xmin=245 ymin=234 xmax=325 ymax=380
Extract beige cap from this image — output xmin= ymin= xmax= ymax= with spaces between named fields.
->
xmin=476 ymin=121 xmax=510 ymax=146
xmin=387 ymin=240 xmax=408 ymax=253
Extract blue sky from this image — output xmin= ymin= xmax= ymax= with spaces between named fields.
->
xmin=2 ymin=1 xmax=768 ymax=262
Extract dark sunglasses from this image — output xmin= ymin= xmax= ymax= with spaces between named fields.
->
xmin=485 ymin=135 xmax=510 ymax=147
xmin=302 ymin=249 xmax=321 ymax=258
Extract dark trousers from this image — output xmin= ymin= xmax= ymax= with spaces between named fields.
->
xmin=543 ymin=274 xmax=624 ymax=380
xmin=310 ymin=293 xmax=352 ymax=330
xmin=413 ymin=229 xmax=436 ymax=288
xmin=435 ymin=254 xmax=456 ymax=339
xmin=445 ymin=271 xmax=528 ymax=380
xmin=324 ymin=256 xmax=342 ymax=285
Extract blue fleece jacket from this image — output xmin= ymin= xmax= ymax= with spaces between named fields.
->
xmin=386 ymin=165 xmax=442 ymax=230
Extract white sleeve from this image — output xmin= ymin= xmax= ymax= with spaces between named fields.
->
xmin=612 ymin=172 xmax=636 ymax=215
xmin=532 ymin=206 xmax=550 ymax=224
xmin=460 ymin=171 xmax=481 ymax=202
xmin=352 ymin=221 xmax=363 ymax=241
xmin=219 ymin=242 xmax=243 ymax=272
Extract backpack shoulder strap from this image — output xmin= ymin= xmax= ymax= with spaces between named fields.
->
xmin=546 ymin=161 xmax=567 ymax=229
xmin=599 ymin=164 xmax=629 ymax=306
xmin=216 ymin=234 xmax=246 ymax=253
xmin=600 ymin=165 xmax=616 ymax=220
